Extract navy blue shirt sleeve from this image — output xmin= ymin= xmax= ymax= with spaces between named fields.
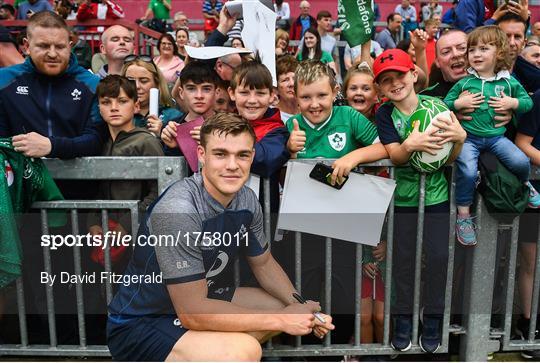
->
xmin=375 ymin=103 xmax=401 ymax=145
xmin=251 ymin=127 xmax=290 ymax=178
xmin=518 ymin=90 xmax=540 ymax=150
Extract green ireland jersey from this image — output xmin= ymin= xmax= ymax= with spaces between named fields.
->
xmin=376 ymin=95 xmax=449 ymax=207
xmin=286 ymin=106 xmax=379 ymax=159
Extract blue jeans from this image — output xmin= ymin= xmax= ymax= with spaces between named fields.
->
xmin=455 ymin=134 xmax=531 ymax=206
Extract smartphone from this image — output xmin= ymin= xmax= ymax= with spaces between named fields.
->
xmin=309 ymin=162 xmax=348 ymax=190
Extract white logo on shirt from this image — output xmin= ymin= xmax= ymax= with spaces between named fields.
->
xmin=176 ymin=261 xmax=189 ymax=269
xmin=71 ymin=89 xmax=81 ymax=101
xmin=328 ymin=132 xmax=346 ymax=152
xmin=206 ymin=251 xmax=228 ymax=279
xmin=16 ymin=86 xmax=29 ymax=95
xmin=239 ymin=224 xmax=247 ymax=235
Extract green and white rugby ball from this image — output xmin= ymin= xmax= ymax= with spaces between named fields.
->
xmin=405 ymin=98 xmax=454 ymax=173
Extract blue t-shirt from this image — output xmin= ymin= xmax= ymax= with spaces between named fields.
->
xmin=108 ymin=173 xmax=268 ymax=321
xmin=17 ymin=0 xmax=53 ymax=19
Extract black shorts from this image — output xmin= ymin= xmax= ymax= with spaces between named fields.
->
xmin=107 ymin=315 xmax=188 ymax=361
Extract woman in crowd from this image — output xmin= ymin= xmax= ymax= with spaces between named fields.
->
xmin=275 ymin=28 xmax=290 ymax=56
xmin=122 ymin=56 xmax=183 ymax=136
xmin=275 ymin=55 xmax=299 ymax=122
xmin=153 ymin=33 xmax=185 ymax=85
xmin=175 ymin=28 xmax=189 ymax=62
xmin=296 ymin=27 xmax=337 ymax=74
xmin=230 ymin=37 xmax=244 ymax=48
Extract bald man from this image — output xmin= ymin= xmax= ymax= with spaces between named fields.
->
xmin=97 ymin=25 xmax=134 ymax=78
xmin=290 ymin=0 xmax=316 ymax=40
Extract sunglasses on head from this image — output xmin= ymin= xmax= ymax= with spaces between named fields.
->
xmin=123 ymin=54 xmax=154 ymax=64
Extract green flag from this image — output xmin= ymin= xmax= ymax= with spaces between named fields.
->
xmin=337 ymin=0 xmax=374 ymax=48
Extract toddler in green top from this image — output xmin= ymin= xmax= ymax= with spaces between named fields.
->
xmin=444 ymin=25 xmax=539 ymax=247
xmin=286 ymin=60 xmax=388 ymax=185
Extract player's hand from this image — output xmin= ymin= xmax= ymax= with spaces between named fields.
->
xmin=161 ymin=121 xmax=179 ymax=148
xmin=331 ymin=154 xmax=356 ymax=186
xmin=488 ymin=91 xmax=519 ymax=113
xmin=312 ymin=313 xmax=334 ymax=339
xmin=363 ymin=263 xmax=379 ymax=279
xmin=12 ymin=132 xmax=52 ymax=157
xmin=454 ymin=91 xmax=484 ymax=111
xmin=403 ymin=121 xmax=444 ymax=155
xmin=287 ymin=119 xmax=306 ymax=154
xmin=409 ymin=29 xmax=428 ymax=51
xmin=493 ymin=109 xmax=513 ymax=128
xmin=278 ymin=302 xmax=319 ymax=336
xmin=147 ymin=115 xmax=163 ymax=136
xmin=372 ymin=240 xmax=386 ymax=262
xmin=431 ymin=111 xmax=467 ymax=145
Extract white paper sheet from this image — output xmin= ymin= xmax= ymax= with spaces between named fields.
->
xmin=185 ymin=45 xmax=252 ymax=60
xmin=241 ymin=1 xmax=277 ymax=86
xmin=246 ymin=174 xmax=260 ymax=199
xmin=276 ymin=161 xmax=396 ymax=246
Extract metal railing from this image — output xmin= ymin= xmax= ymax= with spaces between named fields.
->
xmin=1 ymin=157 xmax=539 ymax=361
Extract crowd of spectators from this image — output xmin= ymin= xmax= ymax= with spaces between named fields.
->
xmin=0 ymin=0 xmax=540 ymax=361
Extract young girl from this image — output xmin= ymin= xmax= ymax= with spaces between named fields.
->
xmin=296 ymin=27 xmax=337 ymax=74
xmin=344 ymin=62 xmax=380 ymax=122
xmin=343 ymin=61 xmax=387 ymax=347
xmin=121 ymin=56 xmax=183 ymax=136
xmin=444 ymin=25 xmax=538 ymax=246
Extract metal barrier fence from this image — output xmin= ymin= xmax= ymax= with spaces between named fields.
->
xmin=0 ymin=157 xmax=539 ymax=361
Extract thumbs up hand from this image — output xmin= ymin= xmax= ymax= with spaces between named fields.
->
xmin=287 ymin=119 xmax=306 ymax=157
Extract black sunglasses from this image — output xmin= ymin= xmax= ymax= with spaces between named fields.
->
xmin=123 ymin=54 xmax=154 ymax=64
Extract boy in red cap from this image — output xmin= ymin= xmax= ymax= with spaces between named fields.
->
xmin=373 ymin=49 xmax=466 ymax=353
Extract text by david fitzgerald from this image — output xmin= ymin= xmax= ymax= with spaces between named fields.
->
xmin=41 ymin=272 xmax=162 ymax=287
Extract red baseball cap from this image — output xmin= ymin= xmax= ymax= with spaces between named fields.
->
xmin=373 ymin=49 xmax=415 ymax=81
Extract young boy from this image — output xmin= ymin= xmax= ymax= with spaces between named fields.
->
xmin=286 ymin=60 xmax=388 ymax=184
xmin=373 ymin=49 xmax=466 ymax=353
xmin=161 ymin=60 xmax=219 ymax=150
xmin=284 ymin=59 xmax=389 ymax=328
xmin=88 ymin=75 xmax=164 ymax=264
xmin=228 ymin=60 xmax=290 ymax=178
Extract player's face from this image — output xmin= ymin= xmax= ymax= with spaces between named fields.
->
xmin=198 ymin=132 xmax=255 ymax=206
xmin=180 ymin=81 xmax=217 ymax=117
xmin=26 ymin=26 xmax=71 ymax=76
xmin=345 ymin=73 xmax=378 ymax=116
xmin=376 ymin=70 xmax=417 ymax=103
xmin=98 ymin=89 xmax=138 ymax=130
xmin=229 ymin=82 xmax=274 ymax=121
xmin=296 ymin=76 xmax=336 ymax=125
